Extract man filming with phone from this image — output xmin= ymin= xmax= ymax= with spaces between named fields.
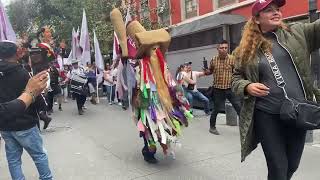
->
xmin=0 ymin=41 xmax=53 ymax=180
xmin=204 ymin=40 xmax=241 ymax=135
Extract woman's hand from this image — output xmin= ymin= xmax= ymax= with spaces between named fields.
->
xmin=25 ymin=71 xmax=49 ymax=97
xmin=246 ymin=83 xmax=270 ymax=97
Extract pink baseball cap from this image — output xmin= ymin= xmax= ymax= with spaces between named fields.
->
xmin=252 ymin=0 xmax=286 ymax=16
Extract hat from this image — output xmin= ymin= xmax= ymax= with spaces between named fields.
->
xmin=252 ymin=0 xmax=286 ymax=16
xmin=126 ymin=20 xmax=171 ymax=58
xmin=71 ymin=59 xmax=80 ymax=64
xmin=0 ymin=40 xmax=17 ymax=59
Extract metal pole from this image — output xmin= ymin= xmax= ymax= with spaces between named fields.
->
xmin=96 ymin=67 xmax=100 ymax=104
xmin=306 ymin=0 xmax=319 ymax=143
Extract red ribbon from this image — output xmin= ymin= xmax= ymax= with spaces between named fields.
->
xmin=156 ymin=49 xmax=166 ymax=84
xmin=142 ymin=56 xmax=155 ymax=84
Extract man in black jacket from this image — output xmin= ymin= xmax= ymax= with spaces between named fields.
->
xmin=0 ymin=41 xmax=53 ymax=180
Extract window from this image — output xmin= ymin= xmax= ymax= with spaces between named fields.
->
xmin=169 ymin=28 xmax=223 ymax=51
xmin=140 ymin=0 xmax=150 ymax=20
xmin=215 ymin=0 xmax=238 ymax=8
xmin=157 ymin=0 xmax=170 ymax=26
xmin=184 ymin=0 xmax=198 ymax=19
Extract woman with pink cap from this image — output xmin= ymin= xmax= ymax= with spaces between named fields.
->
xmin=232 ymin=0 xmax=320 ymax=179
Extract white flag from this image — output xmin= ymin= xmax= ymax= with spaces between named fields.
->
xmin=79 ymin=9 xmax=90 ymax=66
xmin=112 ymin=32 xmax=120 ymax=61
xmin=71 ymin=28 xmax=76 ymax=59
xmin=125 ymin=7 xmax=132 ymax=26
xmin=93 ymin=30 xmax=104 ymax=71
xmin=0 ymin=0 xmax=16 ymax=42
xmin=75 ymin=27 xmax=82 ymax=59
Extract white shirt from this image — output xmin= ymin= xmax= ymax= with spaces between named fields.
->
xmin=182 ymin=71 xmax=202 ymax=91
xmin=67 ymin=67 xmax=86 ymax=79
xmin=103 ymin=68 xmax=118 ymax=86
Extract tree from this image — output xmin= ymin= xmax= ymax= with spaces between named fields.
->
xmin=6 ymin=0 xmax=171 ymax=54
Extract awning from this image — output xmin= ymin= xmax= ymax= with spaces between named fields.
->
xmin=170 ymin=13 xmax=246 ymax=38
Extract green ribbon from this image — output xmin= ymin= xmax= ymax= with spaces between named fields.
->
xmin=172 ymin=119 xmax=181 ymax=136
xmin=184 ymin=111 xmax=194 ymax=121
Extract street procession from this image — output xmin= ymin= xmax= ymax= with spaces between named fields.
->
xmin=0 ymin=0 xmax=320 ymax=179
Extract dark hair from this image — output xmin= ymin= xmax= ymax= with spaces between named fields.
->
xmin=175 ymin=64 xmax=185 ymax=78
xmin=218 ymin=40 xmax=229 ymax=45
xmin=0 ymin=42 xmax=17 ymax=59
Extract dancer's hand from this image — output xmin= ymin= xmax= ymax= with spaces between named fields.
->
xmin=246 ymin=83 xmax=269 ymax=97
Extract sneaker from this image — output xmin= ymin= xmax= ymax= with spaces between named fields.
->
xmin=118 ymin=102 xmax=122 ymax=106
xmin=209 ymin=127 xmax=220 ymax=135
xmin=54 ymin=102 xmax=58 ymax=105
xmin=83 ymin=105 xmax=87 ymax=109
xmin=108 ymin=102 xmax=113 ymax=105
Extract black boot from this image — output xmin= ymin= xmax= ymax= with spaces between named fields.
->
xmin=39 ymin=111 xmax=52 ymax=130
xmin=142 ymin=146 xmax=158 ymax=164
xmin=78 ymin=108 xmax=84 ymax=115
xmin=90 ymin=93 xmax=97 ymax=105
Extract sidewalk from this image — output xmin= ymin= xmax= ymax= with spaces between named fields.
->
xmin=0 ymin=104 xmax=319 ymax=180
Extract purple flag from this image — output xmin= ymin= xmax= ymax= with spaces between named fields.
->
xmin=0 ymin=0 xmax=16 ymax=42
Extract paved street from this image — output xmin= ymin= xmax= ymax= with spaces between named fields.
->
xmin=1 ymin=99 xmax=320 ymax=180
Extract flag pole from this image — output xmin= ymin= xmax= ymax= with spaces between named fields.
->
xmin=96 ymin=67 xmax=100 ymax=104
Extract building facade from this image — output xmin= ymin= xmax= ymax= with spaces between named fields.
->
xmin=126 ymin=0 xmax=320 ymax=88
xmin=128 ymin=0 xmax=320 ymax=26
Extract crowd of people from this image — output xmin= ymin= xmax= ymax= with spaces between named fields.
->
xmin=0 ymin=0 xmax=320 ymax=180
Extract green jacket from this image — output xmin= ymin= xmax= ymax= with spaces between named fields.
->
xmin=231 ymin=20 xmax=320 ymax=162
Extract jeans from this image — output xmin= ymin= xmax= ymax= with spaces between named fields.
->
xmin=185 ymin=89 xmax=210 ymax=113
xmin=209 ymin=88 xmax=241 ymax=128
xmin=73 ymin=93 xmax=86 ymax=110
xmin=105 ymin=85 xmax=115 ymax=103
xmin=0 ymin=126 xmax=53 ymax=180
xmin=254 ymin=109 xmax=306 ymax=180
xmin=62 ymin=87 xmax=68 ymax=100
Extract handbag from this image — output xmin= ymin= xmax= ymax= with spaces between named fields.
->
xmin=263 ymin=51 xmax=320 ymax=130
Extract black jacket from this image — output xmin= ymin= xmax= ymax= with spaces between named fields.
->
xmin=0 ymin=59 xmax=39 ymax=131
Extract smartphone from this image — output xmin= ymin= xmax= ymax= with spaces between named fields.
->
xmin=203 ymin=57 xmax=208 ymax=70
xmin=29 ymin=48 xmax=50 ymax=74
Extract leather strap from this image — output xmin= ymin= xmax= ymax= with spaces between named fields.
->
xmin=262 ymin=50 xmax=289 ymax=98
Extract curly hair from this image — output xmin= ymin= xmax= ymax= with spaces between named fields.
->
xmin=234 ymin=17 xmax=289 ymax=66
xmin=234 ymin=17 xmax=271 ymax=66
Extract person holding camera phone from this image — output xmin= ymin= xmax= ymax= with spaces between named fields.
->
xmin=182 ymin=62 xmax=210 ymax=115
xmin=0 ymin=41 xmax=53 ymax=180
xmin=103 ymin=63 xmax=117 ymax=105
xmin=204 ymin=40 xmax=241 ymax=135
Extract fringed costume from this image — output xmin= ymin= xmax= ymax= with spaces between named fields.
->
xmin=110 ymin=8 xmax=193 ymax=163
